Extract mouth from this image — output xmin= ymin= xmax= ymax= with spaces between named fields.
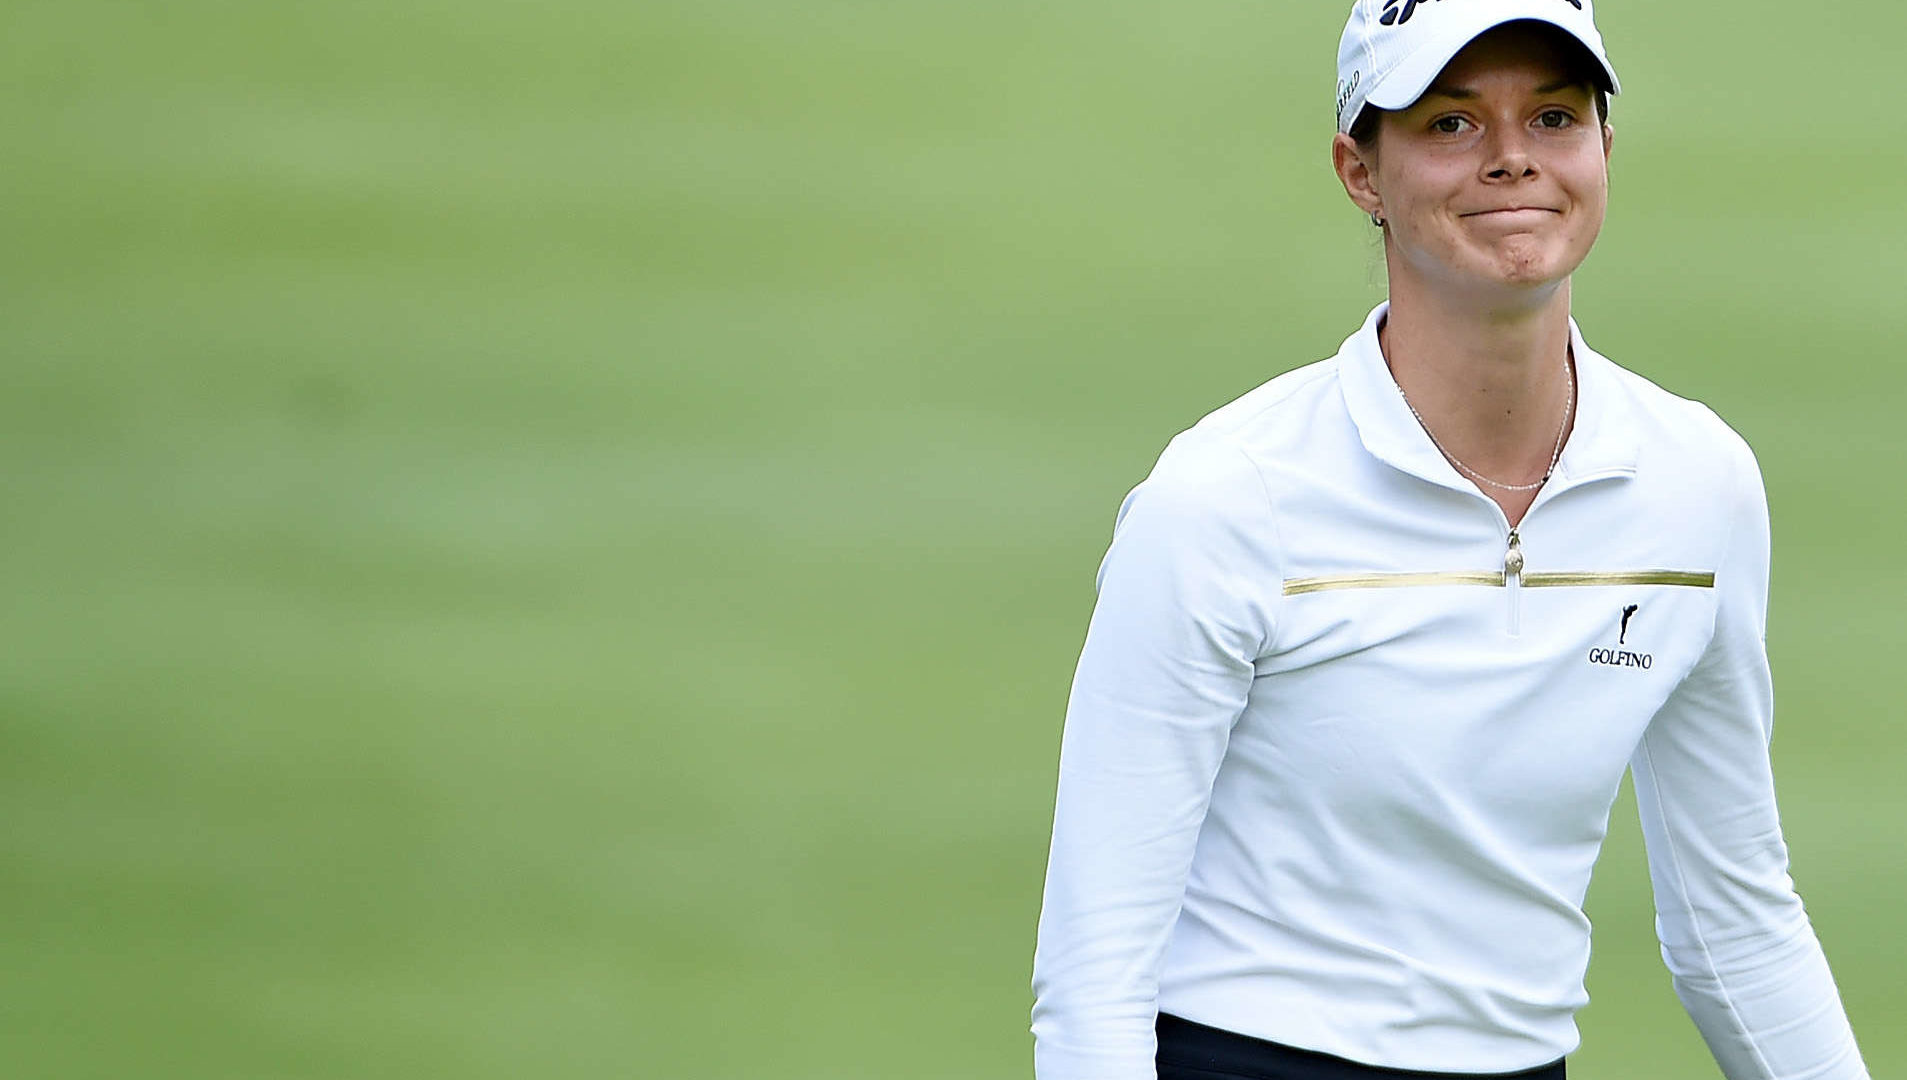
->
xmin=1462 ymin=207 xmax=1562 ymax=221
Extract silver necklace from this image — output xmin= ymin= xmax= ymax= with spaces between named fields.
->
xmin=1397 ymin=356 xmax=1575 ymax=493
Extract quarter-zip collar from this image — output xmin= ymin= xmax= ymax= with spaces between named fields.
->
xmin=1336 ymin=302 xmax=1642 ymax=496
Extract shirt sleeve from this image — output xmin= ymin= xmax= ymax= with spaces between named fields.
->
xmin=1030 ymin=434 xmax=1281 ymax=1080
xmin=1630 ymin=439 xmax=1869 ymax=1080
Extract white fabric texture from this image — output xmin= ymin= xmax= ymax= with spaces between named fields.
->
xmin=1030 ymin=305 xmax=1868 ymax=1080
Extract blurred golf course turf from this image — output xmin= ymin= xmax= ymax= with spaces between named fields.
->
xmin=2 ymin=1 xmax=1901 ymax=1076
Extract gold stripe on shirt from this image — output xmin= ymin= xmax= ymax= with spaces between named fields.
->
xmin=1283 ymin=571 xmax=1504 ymax=595
xmin=1523 ymin=570 xmax=1716 ymax=589
xmin=1283 ymin=569 xmax=1716 ymax=596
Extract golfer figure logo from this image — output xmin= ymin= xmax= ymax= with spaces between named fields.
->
xmin=1588 ymin=605 xmax=1652 ymax=669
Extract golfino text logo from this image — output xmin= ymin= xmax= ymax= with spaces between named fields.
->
xmin=1589 ymin=603 xmax=1651 ymax=670
xmin=1587 ymin=647 xmax=1652 ymax=670
xmin=1381 ymin=0 xmax=1582 ymax=28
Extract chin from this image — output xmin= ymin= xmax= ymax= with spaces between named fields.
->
xmin=1399 ymin=232 xmax=1589 ymax=298
xmin=1474 ymin=238 xmax=1581 ymax=288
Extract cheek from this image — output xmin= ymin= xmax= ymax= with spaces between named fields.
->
xmin=1376 ymin=152 xmax=1450 ymax=202
xmin=1379 ymin=169 xmax=1464 ymax=229
xmin=1572 ymin=172 xmax=1610 ymax=238
xmin=1569 ymin=153 xmax=1611 ymax=220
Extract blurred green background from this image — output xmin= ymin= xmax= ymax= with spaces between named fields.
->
xmin=2 ymin=1 xmax=1899 ymax=1076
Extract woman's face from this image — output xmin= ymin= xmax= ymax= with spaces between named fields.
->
xmin=1336 ymin=26 xmax=1614 ymax=300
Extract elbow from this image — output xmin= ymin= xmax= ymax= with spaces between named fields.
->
xmin=1658 ymin=905 xmax=1818 ymax=985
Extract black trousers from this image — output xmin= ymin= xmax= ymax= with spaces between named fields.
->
xmin=1156 ymin=1014 xmax=1566 ymax=1080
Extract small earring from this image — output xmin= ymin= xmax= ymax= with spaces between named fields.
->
xmin=1371 ymin=212 xmax=1387 ymax=228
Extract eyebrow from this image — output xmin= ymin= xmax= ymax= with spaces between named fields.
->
xmin=1423 ymin=78 xmax=1587 ymax=100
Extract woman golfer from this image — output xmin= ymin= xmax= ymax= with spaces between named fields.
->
xmin=1030 ymin=2 xmax=1870 ymax=1078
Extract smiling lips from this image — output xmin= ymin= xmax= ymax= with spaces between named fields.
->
xmin=1463 ymin=206 xmax=1561 ymax=218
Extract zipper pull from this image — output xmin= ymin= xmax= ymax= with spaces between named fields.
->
xmin=1505 ymin=529 xmax=1524 ymax=636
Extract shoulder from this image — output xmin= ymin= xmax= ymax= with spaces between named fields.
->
xmin=1597 ymin=355 xmax=1766 ymax=511
xmin=1584 ymin=350 xmax=1772 ymax=587
xmin=1119 ymin=427 xmax=1269 ymax=536
xmin=1190 ymin=356 xmax=1343 ymax=443
xmin=1102 ymin=360 xmax=1348 ymax=583
xmin=1123 ymin=356 xmax=1343 ymax=520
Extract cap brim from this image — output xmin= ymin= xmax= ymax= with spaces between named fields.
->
xmin=1364 ymin=11 xmax=1621 ymax=116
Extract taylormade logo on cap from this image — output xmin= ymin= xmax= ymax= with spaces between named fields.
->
xmin=1335 ymin=0 xmax=1620 ymax=133
xmin=1380 ymin=0 xmax=1581 ymax=27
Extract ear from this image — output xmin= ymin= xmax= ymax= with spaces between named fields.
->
xmin=1601 ymin=121 xmax=1615 ymax=163
xmin=1332 ymin=132 xmax=1384 ymax=221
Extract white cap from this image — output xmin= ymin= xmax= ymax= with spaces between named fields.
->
xmin=1335 ymin=0 xmax=1621 ymax=134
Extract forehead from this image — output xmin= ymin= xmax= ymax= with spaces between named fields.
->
xmin=1426 ymin=23 xmax=1596 ymax=97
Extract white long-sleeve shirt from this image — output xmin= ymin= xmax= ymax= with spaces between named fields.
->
xmin=1031 ymin=304 xmax=1868 ymax=1080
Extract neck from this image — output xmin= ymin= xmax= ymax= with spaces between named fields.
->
xmin=1378 ymin=278 xmax=1577 ymax=519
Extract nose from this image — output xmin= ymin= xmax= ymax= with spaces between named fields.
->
xmin=1481 ymin=126 xmax=1539 ymax=183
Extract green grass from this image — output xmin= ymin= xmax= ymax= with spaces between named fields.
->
xmin=2 ymin=1 xmax=1901 ymax=1076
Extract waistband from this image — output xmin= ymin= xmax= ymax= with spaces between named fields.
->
xmin=1155 ymin=1014 xmax=1566 ymax=1080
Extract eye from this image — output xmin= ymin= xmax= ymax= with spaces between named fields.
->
xmin=1536 ymin=109 xmax=1575 ymax=129
xmin=1431 ymin=115 xmax=1471 ymax=135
